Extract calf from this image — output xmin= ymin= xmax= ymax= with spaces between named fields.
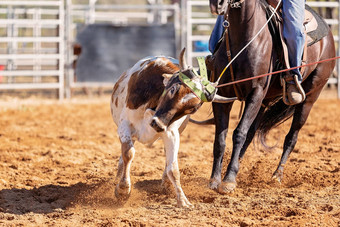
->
xmin=110 ymin=49 xmax=235 ymax=207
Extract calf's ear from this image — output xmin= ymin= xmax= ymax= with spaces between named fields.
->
xmin=162 ymin=73 xmax=173 ymax=86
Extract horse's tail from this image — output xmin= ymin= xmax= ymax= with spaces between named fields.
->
xmin=257 ymin=98 xmax=295 ymax=148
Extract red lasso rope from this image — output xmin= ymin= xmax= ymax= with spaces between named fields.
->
xmin=216 ymin=55 xmax=340 ymax=88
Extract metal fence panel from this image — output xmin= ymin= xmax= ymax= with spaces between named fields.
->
xmin=0 ymin=0 xmax=65 ymax=99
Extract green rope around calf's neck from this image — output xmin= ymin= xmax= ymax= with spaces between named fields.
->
xmin=179 ymin=57 xmax=216 ymax=102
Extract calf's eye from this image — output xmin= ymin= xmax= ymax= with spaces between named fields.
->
xmin=170 ymin=86 xmax=176 ymax=95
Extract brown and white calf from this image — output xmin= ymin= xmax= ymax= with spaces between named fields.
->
xmin=110 ymin=49 xmax=234 ymax=207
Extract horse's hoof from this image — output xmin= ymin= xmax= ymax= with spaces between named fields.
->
xmin=271 ymin=172 xmax=282 ymax=184
xmin=217 ymin=182 xmax=236 ymax=194
xmin=209 ymin=178 xmax=220 ymax=190
xmin=272 ymin=169 xmax=283 ymax=183
xmin=115 ymin=183 xmax=131 ymax=200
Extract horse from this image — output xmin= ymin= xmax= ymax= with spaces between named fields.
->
xmin=207 ymin=0 xmax=336 ymax=194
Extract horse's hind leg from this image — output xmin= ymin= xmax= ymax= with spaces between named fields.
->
xmin=273 ymin=32 xmax=335 ymax=182
xmin=272 ymin=85 xmax=323 ymax=182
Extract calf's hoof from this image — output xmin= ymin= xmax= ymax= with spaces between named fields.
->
xmin=217 ymin=181 xmax=236 ymax=194
xmin=115 ymin=183 xmax=131 ymax=200
xmin=177 ymin=197 xmax=194 ymax=208
xmin=208 ymin=178 xmax=220 ymax=190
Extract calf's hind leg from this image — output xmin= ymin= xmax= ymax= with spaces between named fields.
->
xmin=115 ymin=141 xmax=135 ymax=199
xmin=115 ymin=122 xmax=135 ymax=200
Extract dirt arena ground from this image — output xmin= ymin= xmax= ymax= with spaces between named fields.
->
xmin=0 ymin=90 xmax=339 ymax=226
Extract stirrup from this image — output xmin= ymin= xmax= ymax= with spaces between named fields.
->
xmin=280 ymin=74 xmax=306 ymax=105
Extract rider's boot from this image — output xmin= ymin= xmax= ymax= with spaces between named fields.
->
xmin=282 ymin=74 xmax=306 ymax=105
xmin=287 ymin=82 xmax=304 ymax=105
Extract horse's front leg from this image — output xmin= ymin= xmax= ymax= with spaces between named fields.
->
xmin=239 ymin=106 xmax=266 ymax=160
xmin=209 ymin=102 xmax=233 ymax=190
xmin=218 ymin=88 xmax=265 ymax=194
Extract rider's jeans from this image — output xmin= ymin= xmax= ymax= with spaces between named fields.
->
xmin=209 ymin=15 xmax=224 ymax=53
xmin=282 ymin=0 xmax=305 ymax=82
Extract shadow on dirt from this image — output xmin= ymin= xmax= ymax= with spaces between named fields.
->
xmin=134 ymin=177 xmax=211 ymax=204
xmin=134 ymin=179 xmax=163 ymax=195
xmin=0 ymin=182 xmax=99 ymax=215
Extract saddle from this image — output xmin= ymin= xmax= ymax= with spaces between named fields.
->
xmin=264 ymin=0 xmax=330 ymax=104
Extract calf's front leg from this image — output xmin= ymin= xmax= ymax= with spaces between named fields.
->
xmin=161 ymin=155 xmax=172 ymax=194
xmin=162 ymin=129 xmax=192 ymax=208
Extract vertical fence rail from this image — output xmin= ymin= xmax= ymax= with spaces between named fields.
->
xmin=58 ymin=1 xmax=65 ymax=100
xmin=185 ymin=1 xmax=215 ymax=66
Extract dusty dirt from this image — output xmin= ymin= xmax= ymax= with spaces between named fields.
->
xmin=0 ymin=92 xmax=339 ymax=226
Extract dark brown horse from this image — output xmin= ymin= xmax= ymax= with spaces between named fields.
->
xmin=208 ymin=0 xmax=336 ymax=194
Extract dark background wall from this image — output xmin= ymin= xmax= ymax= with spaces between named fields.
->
xmin=75 ymin=24 xmax=176 ymax=83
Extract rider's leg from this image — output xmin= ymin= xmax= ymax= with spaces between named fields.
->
xmin=209 ymin=15 xmax=224 ymax=53
xmin=282 ymin=0 xmax=306 ymax=105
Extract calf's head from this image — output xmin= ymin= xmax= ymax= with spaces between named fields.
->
xmin=150 ymin=48 xmax=236 ymax=132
